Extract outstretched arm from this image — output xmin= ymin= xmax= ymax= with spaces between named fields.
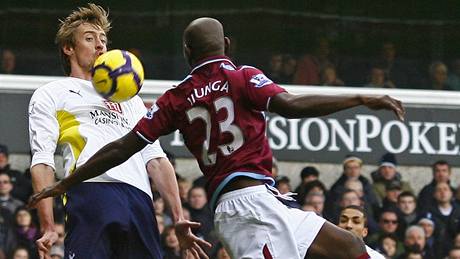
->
xmin=147 ymin=158 xmax=212 ymax=258
xmin=28 ymin=131 xmax=148 ymax=207
xmin=269 ymin=92 xmax=405 ymax=120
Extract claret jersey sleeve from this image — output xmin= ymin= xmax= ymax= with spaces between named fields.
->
xmin=133 ymin=91 xmax=177 ymax=144
xmin=239 ymin=67 xmax=286 ymax=111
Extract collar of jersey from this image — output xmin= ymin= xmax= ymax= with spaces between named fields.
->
xmin=190 ymin=55 xmax=236 ymax=74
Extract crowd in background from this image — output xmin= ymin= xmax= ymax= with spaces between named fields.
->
xmin=3 ymin=38 xmax=460 ymax=92
xmin=1 ymin=141 xmax=460 ymax=259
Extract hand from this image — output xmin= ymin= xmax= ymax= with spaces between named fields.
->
xmin=28 ymin=181 xmax=67 ymax=209
xmin=175 ymin=220 xmax=212 ymax=259
xmin=363 ymin=95 xmax=405 ymax=121
xmin=36 ymin=230 xmax=59 ymax=259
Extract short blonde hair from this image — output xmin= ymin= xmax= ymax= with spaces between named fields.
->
xmin=56 ymin=3 xmax=111 ymax=75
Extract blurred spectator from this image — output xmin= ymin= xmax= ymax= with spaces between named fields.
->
xmin=156 ymin=214 xmax=165 ymax=235
xmin=403 ymin=225 xmax=434 ymax=259
xmin=417 ymin=217 xmax=437 ymax=259
xmin=380 ymin=181 xmax=403 ymax=213
xmin=454 ymin=233 xmax=460 ymax=248
xmin=371 ymin=153 xmax=413 ymax=202
xmin=267 ymin=54 xmax=283 ymax=83
xmin=49 ymin=245 xmax=64 ymax=259
xmin=271 ymin=157 xmax=279 ymax=179
xmin=161 ymin=226 xmax=181 ymax=259
xmin=53 ymin=222 xmax=64 ymax=250
xmin=320 ymin=64 xmax=344 ymax=86
xmin=10 ymin=246 xmax=29 ymax=259
xmin=186 ymin=186 xmax=213 ymax=241
xmin=154 ymin=195 xmax=172 ymax=227
xmin=336 ymin=205 xmax=385 ymax=258
xmin=363 ymin=65 xmax=396 ymax=88
xmin=397 ymin=192 xmax=418 ymax=228
xmin=418 ymin=160 xmax=455 ymax=213
xmin=423 ymin=182 xmax=460 ymax=257
xmin=0 ymin=144 xmax=32 ymax=203
xmin=177 ymin=177 xmax=192 ymax=205
xmin=1 ymin=49 xmax=16 ymax=74
xmin=327 ymin=155 xmax=380 ymax=219
xmin=215 ymin=244 xmax=231 ymax=259
xmin=303 ymin=192 xmax=325 ymax=216
xmin=275 ymin=176 xmax=291 ymax=194
xmin=279 ymin=54 xmax=297 ymax=84
xmin=296 ymin=180 xmax=327 ymax=208
xmin=0 ymin=172 xmax=24 ymax=215
xmin=427 ymin=61 xmax=451 ymax=90
xmin=294 ymin=166 xmax=320 ymax=193
xmin=293 ymin=37 xmax=336 ymax=85
xmin=375 ymin=233 xmax=398 ymax=258
xmin=14 ymin=207 xmax=39 ymax=257
xmin=448 ymin=247 xmax=460 ymax=259
xmin=0 ymin=207 xmax=15 ymax=259
xmin=368 ymin=210 xmax=405 ymax=256
xmin=447 ymin=59 xmax=460 ymax=90
xmin=374 ymin=41 xmax=412 ymax=88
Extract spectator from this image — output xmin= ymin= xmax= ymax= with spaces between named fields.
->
xmin=186 ymin=186 xmax=213 ymax=241
xmin=380 ymin=181 xmax=403 ymax=213
xmin=375 ymin=233 xmax=398 ymax=258
xmin=279 ymin=54 xmax=297 ymax=84
xmin=417 ymin=217 xmax=437 ymax=258
xmin=154 ymin=195 xmax=172 ymax=227
xmin=14 ymin=207 xmax=39 ymax=257
xmin=271 ymin=157 xmax=279 ymax=179
xmin=156 ymin=214 xmax=165 ymax=235
xmin=0 ymin=207 xmax=15 ymax=259
xmin=327 ymin=155 xmax=380 ymax=219
xmin=418 ymin=160 xmax=455 ymax=213
xmin=303 ymin=192 xmax=325 ymax=216
xmin=447 ymin=59 xmax=460 ymax=91
xmin=53 ymin=222 xmax=64 ymax=251
xmin=367 ymin=210 xmax=405 ymax=256
xmin=403 ymin=225 xmax=434 ymax=259
xmin=454 ymin=233 xmax=460 ymax=248
xmin=296 ymin=180 xmax=327 ymax=208
xmin=0 ymin=172 xmax=23 ymax=215
xmin=1 ymin=49 xmax=16 ymax=74
xmin=320 ymin=64 xmax=344 ymax=86
xmin=363 ymin=65 xmax=396 ymax=88
xmin=294 ymin=166 xmax=320 ymax=194
xmin=275 ymin=176 xmax=291 ymax=194
xmin=371 ymin=153 xmax=413 ymax=202
xmin=427 ymin=61 xmax=451 ymax=90
xmin=397 ymin=191 xmax=418 ymax=228
xmin=215 ymin=244 xmax=231 ymax=259
xmin=161 ymin=226 xmax=181 ymax=259
xmin=424 ymin=182 xmax=460 ymax=257
xmin=293 ymin=37 xmax=336 ymax=85
xmin=374 ymin=41 xmax=412 ymax=88
xmin=49 ymin=245 xmax=64 ymax=259
xmin=448 ymin=246 xmax=460 ymax=259
xmin=11 ymin=246 xmax=29 ymax=259
xmin=0 ymin=144 xmax=32 ymax=203
xmin=266 ymin=54 xmax=283 ymax=83
xmin=177 ymin=177 xmax=192 ymax=205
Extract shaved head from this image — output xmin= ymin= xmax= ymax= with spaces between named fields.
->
xmin=183 ymin=17 xmax=229 ymax=66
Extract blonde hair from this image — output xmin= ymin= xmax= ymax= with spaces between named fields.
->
xmin=56 ymin=3 xmax=111 ymax=75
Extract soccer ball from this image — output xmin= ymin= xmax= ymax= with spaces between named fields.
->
xmin=92 ymin=49 xmax=144 ymax=103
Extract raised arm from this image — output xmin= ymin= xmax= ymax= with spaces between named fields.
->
xmin=28 ymin=131 xmax=148 ymax=207
xmin=269 ymin=92 xmax=405 ymax=120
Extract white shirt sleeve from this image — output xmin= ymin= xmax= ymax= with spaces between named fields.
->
xmin=29 ymin=87 xmax=59 ymax=170
xmin=131 ymin=96 xmax=166 ymax=163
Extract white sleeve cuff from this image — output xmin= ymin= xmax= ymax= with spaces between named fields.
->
xmin=31 ymin=152 xmax=56 ymax=171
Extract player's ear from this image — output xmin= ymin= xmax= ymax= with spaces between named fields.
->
xmin=63 ymin=44 xmax=74 ymax=56
xmin=362 ymin=227 xmax=368 ymax=238
xmin=224 ymin=36 xmax=231 ymax=56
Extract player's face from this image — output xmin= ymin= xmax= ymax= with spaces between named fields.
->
xmin=68 ymin=23 xmax=107 ymax=73
xmin=338 ymin=208 xmax=367 ymax=238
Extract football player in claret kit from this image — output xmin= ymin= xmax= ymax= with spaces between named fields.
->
xmin=28 ymin=4 xmax=208 ymax=259
xmin=30 ymin=17 xmax=405 ymax=259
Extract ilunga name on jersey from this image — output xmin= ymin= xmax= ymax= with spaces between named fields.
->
xmin=186 ymin=80 xmax=229 ymax=105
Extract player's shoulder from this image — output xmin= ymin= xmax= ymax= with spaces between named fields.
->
xmin=32 ymin=77 xmax=74 ymax=99
xmin=235 ymin=65 xmax=274 ymax=88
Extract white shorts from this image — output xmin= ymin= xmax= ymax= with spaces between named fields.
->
xmin=214 ymin=185 xmax=326 ymax=259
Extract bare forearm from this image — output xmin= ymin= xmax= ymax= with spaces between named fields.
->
xmin=31 ymin=164 xmax=56 ymax=232
xmin=270 ymin=93 xmax=365 ymax=118
xmin=147 ymin=158 xmax=183 ymax=223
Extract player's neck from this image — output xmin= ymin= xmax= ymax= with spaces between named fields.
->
xmin=69 ymin=68 xmax=92 ymax=81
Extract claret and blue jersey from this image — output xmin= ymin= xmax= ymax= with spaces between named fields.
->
xmin=134 ymin=56 xmax=286 ymax=205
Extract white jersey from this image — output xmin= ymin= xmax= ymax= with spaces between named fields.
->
xmin=29 ymin=77 xmax=165 ymax=198
xmin=366 ymin=245 xmax=386 ymax=259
